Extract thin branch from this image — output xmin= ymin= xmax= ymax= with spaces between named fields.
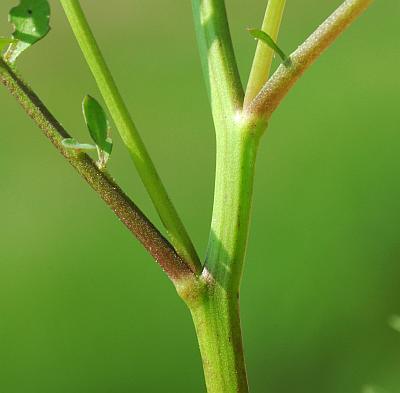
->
xmin=0 ymin=60 xmax=196 ymax=284
xmin=244 ymin=0 xmax=286 ymax=108
xmin=191 ymin=0 xmax=244 ymax=118
xmin=245 ymin=0 xmax=373 ymax=119
xmin=59 ymin=0 xmax=201 ymax=274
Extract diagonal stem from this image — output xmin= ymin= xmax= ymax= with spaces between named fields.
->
xmin=59 ymin=0 xmax=201 ymax=274
xmin=246 ymin=0 xmax=373 ymax=119
xmin=0 ymin=60 xmax=197 ymax=286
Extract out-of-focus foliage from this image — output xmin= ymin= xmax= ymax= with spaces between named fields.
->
xmin=6 ymin=0 xmax=50 ymax=62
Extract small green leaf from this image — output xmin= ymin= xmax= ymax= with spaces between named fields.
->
xmin=82 ymin=95 xmax=113 ymax=155
xmin=62 ymin=138 xmax=97 ymax=151
xmin=6 ymin=0 xmax=50 ymax=62
xmin=248 ymin=28 xmax=292 ymax=67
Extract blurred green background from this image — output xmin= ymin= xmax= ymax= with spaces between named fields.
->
xmin=0 ymin=1 xmax=399 ymax=392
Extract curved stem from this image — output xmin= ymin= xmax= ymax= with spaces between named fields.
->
xmin=247 ymin=0 xmax=373 ymax=119
xmin=59 ymin=0 xmax=201 ymax=274
xmin=0 ymin=61 xmax=196 ymax=285
xmin=244 ymin=0 xmax=286 ymax=108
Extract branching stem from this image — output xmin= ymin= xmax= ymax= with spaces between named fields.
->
xmin=1 ymin=0 xmax=375 ymax=391
xmin=0 ymin=61 xmax=196 ymax=285
xmin=59 ymin=0 xmax=201 ymax=274
xmin=191 ymin=0 xmax=373 ymax=391
xmin=246 ymin=0 xmax=373 ymax=119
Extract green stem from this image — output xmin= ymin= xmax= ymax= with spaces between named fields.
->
xmin=187 ymin=116 xmax=267 ymax=392
xmin=244 ymin=0 xmax=286 ymax=108
xmin=59 ymin=0 xmax=201 ymax=274
xmin=191 ymin=0 xmax=244 ymax=118
xmin=191 ymin=1 xmax=269 ymax=390
xmin=190 ymin=287 xmax=248 ymax=393
xmin=205 ymin=121 xmax=264 ymax=292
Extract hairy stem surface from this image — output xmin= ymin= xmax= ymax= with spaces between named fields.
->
xmin=0 ymin=61 xmax=195 ymax=285
xmin=59 ymin=0 xmax=201 ymax=273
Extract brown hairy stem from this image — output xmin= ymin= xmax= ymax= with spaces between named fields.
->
xmin=0 ymin=60 xmax=196 ymax=284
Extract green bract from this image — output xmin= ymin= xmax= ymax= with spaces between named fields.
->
xmin=6 ymin=0 xmax=50 ymax=62
xmin=248 ymin=28 xmax=292 ymax=67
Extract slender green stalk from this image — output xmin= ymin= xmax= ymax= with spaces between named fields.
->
xmin=247 ymin=0 xmax=373 ymax=119
xmin=191 ymin=0 xmax=244 ymax=119
xmin=59 ymin=0 xmax=201 ymax=274
xmin=0 ymin=60 xmax=196 ymax=285
xmin=244 ymin=0 xmax=286 ymax=108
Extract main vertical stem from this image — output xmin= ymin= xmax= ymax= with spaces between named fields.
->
xmin=190 ymin=288 xmax=248 ymax=393
xmin=187 ymin=118 xmax=266 ymax=393
xmin=191 ymin=0 xmax=267 ymax=390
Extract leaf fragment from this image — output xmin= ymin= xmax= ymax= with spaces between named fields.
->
xmin=6 ymin=0 xmax=50 ymax=62
xmin=248 ymin=28 xmax=292 ymax=67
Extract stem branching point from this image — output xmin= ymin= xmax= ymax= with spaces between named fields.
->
xmin=0 ymin=60 xmax=196 ymax=285
xmin=246 ymin=0 xmax=373 ymax=119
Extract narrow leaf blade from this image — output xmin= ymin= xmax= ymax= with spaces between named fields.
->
xmin=248 ymin=28 xmax=291 ymax=67
xmin=6 ymin=0 xmax=50 ymax=62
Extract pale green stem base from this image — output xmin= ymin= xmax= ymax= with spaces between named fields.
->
xmin=190 ymin=287 xmax=248 ymax=393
